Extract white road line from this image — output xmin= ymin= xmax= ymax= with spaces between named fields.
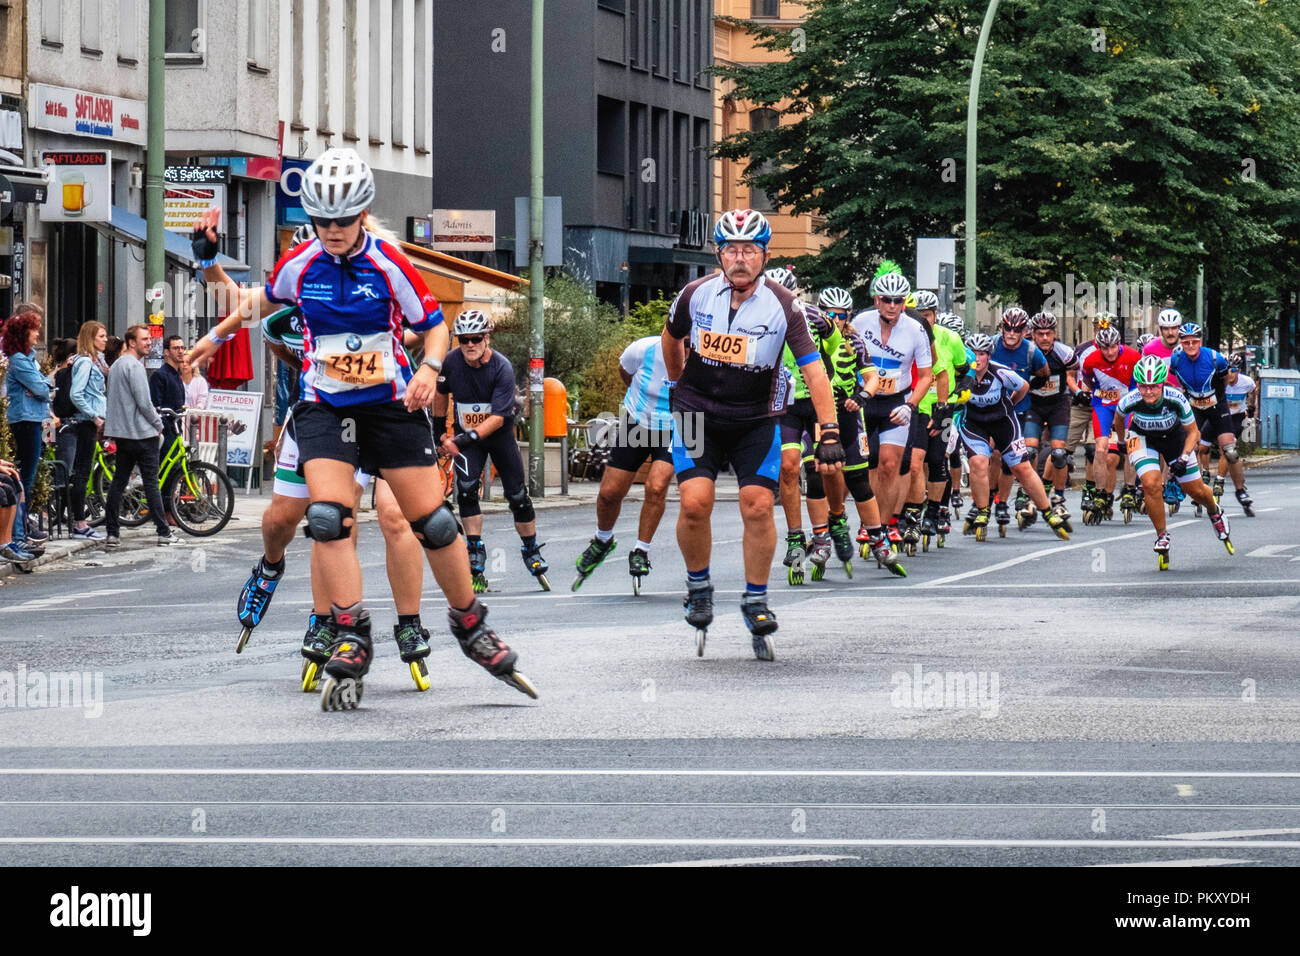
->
xmin=1090 ymin=858 xmax=1258 ymax=867
xmin=0 ymin=588 xmax=138 ymax=612
xmin=3 ymin=768 xmax=1300 ymax=778
xmin=0 ymin=836 xmax=1298 ymax=849
xmin=2 ymin=801 xmax=1298 ymax=810
xmin=1160 ymin=827 xmax=1300 ymax=840
xmin=639 ymin=854 xmax=862 ymax=867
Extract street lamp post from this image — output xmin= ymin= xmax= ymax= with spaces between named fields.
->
xmin=964 ymin=0 xmax=1001 ymax=324
xmin=527 ymin=0 xmax=546 ymax=497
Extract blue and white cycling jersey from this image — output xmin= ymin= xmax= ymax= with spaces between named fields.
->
xmin=1168 ymin=346 xmax=1229 ymax=404
xmin=266 ymin=233 xmax=444 ymax=407
xmin=619 ymin=336 xmax=674 ymax=430
xmin=991 ymin=337 xmax=1046 ymax=414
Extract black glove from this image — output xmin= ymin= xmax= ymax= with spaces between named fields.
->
xmin=453 ymin=429 xmax=480 ymax=451
xmin=1071 ymin=389 xmax=1091 ymax=407
xmin=1211 ymin=367 xmax=1228 ymax=386
xmin=191 ymin=223 xmax=220 ymax=263
xmin=1168 ymin=458 xmax=1188 ymax=477
xmin=931 ymin=402 xmax=954 ymax=425
xmin=815 ymin=426 xmax=845 ymax=467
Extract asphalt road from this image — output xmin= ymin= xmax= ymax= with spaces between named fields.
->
xmin=1 ymin=458 xmax=1298 ymax=866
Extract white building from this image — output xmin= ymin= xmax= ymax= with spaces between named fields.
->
xmin=277 ymin=0 xmax=433 ymax=245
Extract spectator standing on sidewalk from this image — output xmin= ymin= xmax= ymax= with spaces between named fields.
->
xmin=63 ymin=322 xmax=109 ymax=539
xmin=103 ymin=324 xmax=176 ymax=548
xmin=181 ymin=349 xmax=209 ymax=409
xmin=150 ymin=334 xmax=188 ymax=446
xmin=2 ymin=305 xmax=52 ymax=553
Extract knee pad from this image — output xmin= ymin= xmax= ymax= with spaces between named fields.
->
xmin=1223 ymin=442 xmax=1239 ymax=464
xmin=1083 ymin=443 xmax=1095 ymax=465
xmin=802 ymin=460 xmax=825 ymax=500
xmin=410 ymin=502 xmax=462 ymax=550
xmin=844 ymin=470 xmax=873 ymax=503
xmin=456 ymin=475 xmax=482 ymax=517
xmin=505 ymin=486 xmax=535 ymax=524
xmin=1050 ymin=447 xmax=1069 ymax=470
xmin=303 ymin=501 xmax=353 ymax=542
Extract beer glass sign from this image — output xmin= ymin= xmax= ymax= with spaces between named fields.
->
xmin=39 ymin=150 xmax=111 ymax=222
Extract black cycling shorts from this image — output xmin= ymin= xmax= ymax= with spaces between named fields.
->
xmin=672 ymin=416 xmax=781 ymax=491
xmin=607 ymin=423 xmax=673 ymax=472
xmin=293 ymin=400 xmax=437 ymax=474
xmin=779 ymin=397 xmax=817 ymax=451
xmin=1191 ymin=400 xmax=1234 ymax=444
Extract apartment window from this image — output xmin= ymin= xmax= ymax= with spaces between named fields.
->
xmin=247 ymin=0 xmax=269 ymax=70
xmin=343 ymin=0 xmax=358 ymax=139
xmin=119 ymin=0 xmax=139 ymax=62
xmin=671 ymin=0 xmax=682 ymax=80
xmin=693 ymin=117 xmax=709 ymax=211
xmin=628 ymin=0 xmax=643 ymax=69
xmin=42 ymin=1 xmax=62 ymax=46
xmin=82 ymin=1 xmax=102 ymax=54
xmin=628 ymin=103 xmax=648 ymax=228
xmin=748 ymin=109 xmax=779 ymax=212
xmin=413 ymin=0 xmax=428 ymax=151
xmin=317 ymin=10 xmax=331 ymax=132
xmin=291 ymin=0 xmax=305 ymax=128
xmin=368 ymin=1 xmax=384 ymax=143
xmin=165 ymin=0 xmax=203 ymax=61
xmin=695 ymin=0 xmax=709 ymax=87
xmin=752 ymin=0 xmax=780 ymax=17
xmin=391 ymin=0 xmax=406 ymax=147
xmin=649 ymin=0 xmax=662 ymax=75
xmin=597 ymin=97 xmax=625 ymax=175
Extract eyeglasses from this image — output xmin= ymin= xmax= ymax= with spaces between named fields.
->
xmin=460 ymin=335 xmax=486 ymax=345
xmin=719 ymin=246 xmax=764 ymax=260
xmin=878 ymin=296 xmax=906 ymax=305
xmin=310 ymin=214 xmax=360 ymax=230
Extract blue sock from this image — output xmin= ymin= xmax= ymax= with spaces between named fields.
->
xmin=745 ymin=583 xmax=767 ymax=596
xmin=687 ymin=567 xmax=710 ymax=582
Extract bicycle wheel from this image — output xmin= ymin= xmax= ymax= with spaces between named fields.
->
xmin=115 ymin=468 xmax=150 ymax=528
xmin=167 ymin=460 xmax=234 ymax=537
xmin=86 ymin=466 xmax=108 ymax=528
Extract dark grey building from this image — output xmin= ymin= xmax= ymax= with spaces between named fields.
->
xmin=432 ymin=0 xmax=715 ymax=309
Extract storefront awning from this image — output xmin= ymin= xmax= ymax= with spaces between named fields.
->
xmin=0 ymin=166 xmax=51 ymax=204
xmin=628 ymin=244 xmax=717 ymax=267
xmin=93 ymin=205 xmax=250 ymax=281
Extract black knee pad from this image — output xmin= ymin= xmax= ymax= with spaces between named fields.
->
xmin=505 ymin=486 xmax=535 ymax=524
xmin=844 ymin=469 xmax=873 ymax=503
xmin=410 ymin=502 xmax=462 ymax=550
xmin=303 ymin=501 xmax=353 ymax=541
xmin=1084 ymin=443 xmax=1095 ymax=465
xmin=1050 ymin=447 xmax=1069 ymax=470
xmin=456 ymin=475 xmax=482 ymax=518
xmin=927 ymin=457 xmax=947 ymax=483
xmin=802 ymin=460 xmax=825 ymax=500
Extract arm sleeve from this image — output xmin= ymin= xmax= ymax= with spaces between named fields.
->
xmin=665 ymin=288 xmax=693 ymax=340
xmin=133 ymin=365 xmax=164 ymax=431
xmin=149 ymin=370 xmax=165 ymax=409
xmin=12 ymin=354 xmax=51 ymax=399
xmin=490 ymin=357 xmax=518 ymax=418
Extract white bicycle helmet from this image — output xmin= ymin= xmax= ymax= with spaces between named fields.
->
xmin=915 ymin=290 xmax=940 ymax=312
xmin=967 ymin=332 xmax=994 ymax=353
xmin=873 ymin=272 xmax=912 ymax=298
xmin=713 ymin=209 xmax=772 ymax=248
xmin=299 ymin=147 xmax=376 ymax=220
xmin=291 ymin=223 xmax=315 ymax=246
xmin=454 ymin=310 xmax=494 ymax=337
xmin=818 ymin=287 xmax=854 ymax=312
xmin=937 ymin=312 xmax=965 ymax=333
xmin=1095 ymin=326 xmax=1122 ymax=348
xmin=765 ymin=267 xmax=798 ymax=291
xmin=1157 ymin=308 xmax=1184 ymax=328
xmin=1029 ymin=311 xmax=1057 ymax=330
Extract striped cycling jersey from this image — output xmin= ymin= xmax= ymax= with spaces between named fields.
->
xmin=921 ymin=324 xmax=969 ymax=414
xmin=1029 ymin=340 xmax=1079 ymax=404
xmin=619 ymin=336 xmax=674 ymax=430
xmin=1117 ymin=387 xmax=1194 ymax=435
xmin=266 ymin=233 xmax=444 ymax=407
xmin=964 ymin=362 xmax=1027 ymax=424
xmin=1224 ymin=375 xmax=1256 ymax=415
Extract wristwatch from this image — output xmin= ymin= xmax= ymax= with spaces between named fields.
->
xmin=421 ymin=355 xmax=443 ymax=373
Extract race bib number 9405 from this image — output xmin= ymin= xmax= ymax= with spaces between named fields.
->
xmin=696 ymin=329 xmax=754 ymax=365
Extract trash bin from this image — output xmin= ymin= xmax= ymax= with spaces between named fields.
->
xmin=543 ymin=378 xmax=568 ymax=438
xmin=1258 ymin=368 xmax=1300 ymax=449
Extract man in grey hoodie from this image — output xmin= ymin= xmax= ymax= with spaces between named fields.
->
xmin=104 ymin=324 xmax=176 ymax=547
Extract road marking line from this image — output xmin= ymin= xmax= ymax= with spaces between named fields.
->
xmin=1175 ymin=784 xmax=1198 ymax=797
xmin=3 ymin=768 xmax=1300 ymax=778
xmin=0 ymin=588 xmax=138 ymax=612
xmin=1160 ymin=827 xmax=1300 ymax=840
xmin=1090 ymin=858 xmax=1258 ymax=867
xmin=3 ymin=801 xmax=1299 ymax=810
xmin=638 ymin=854 xmax=862 ymax=866
xmin=0 ymin=836 xmax=1298 ymax=849
xmin=1244 ymin=544 xmax=1300 ymax=558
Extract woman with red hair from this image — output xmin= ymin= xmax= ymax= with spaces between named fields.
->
xmin=2 ymin=304 xmax=51 ymax=553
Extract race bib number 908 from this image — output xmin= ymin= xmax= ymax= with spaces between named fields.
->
xmin=696 ymin=329 xmax=754 ymax=365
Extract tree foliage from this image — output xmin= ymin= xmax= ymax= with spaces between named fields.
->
xmin=715 ymin=0 xmax=1300 ymax=339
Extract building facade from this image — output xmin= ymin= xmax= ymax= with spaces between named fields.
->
xmin=431 ymin=0 xmax=715 ymax=309
xmin=713 ymin=0 xmax=828 ymax=264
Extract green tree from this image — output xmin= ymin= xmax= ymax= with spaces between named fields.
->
xmin=716 ymin=0 xmax=1300 ymax=339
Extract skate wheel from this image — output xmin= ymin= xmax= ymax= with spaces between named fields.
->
xmin=500 ymin=670 xmax=539 ymax=699
xmin=859 ymin=543 xmax=871 ymax=559
xmin=975 ymin=528 xmax=986 ymax=542
xmin=843 ymin=561 xmax=852 ymax=580
xmin=1224 ymin=539 xmax=1235 ymax=556
xmin=889 ymin=562 xmax=907 ymax=578
xmin=301 ymin=659 xmax=322 ymax=693
xmin=696 ymin=628 xmax=707 ymax=657
xmin=810 ymin=563 xmax=825 ymax=582
xmin=632 ymin=576 xmax=642 ymax=596
xmin=1123 ymin=509 xmax=1132 ymax=525
xmin=787 ymin=566 xmax=803 ymax=586
xmin=320 ymin=677 xmax=363 ymax=712
xmin=409 ymin=659 xmax=430 ymax=692
xmin=922 ymin=535 xmax=930 ymax=553
xmin=537 ymin=574 xmax=551 ymax=592
xmin=1157 ymin=553 xmax=1170 ymax=571
xmin=752 ymin=634 xmax=775 ymax=662
xmin=937 ymin=535 xmax=945 ymax=549
xmin=998 ymin=524 xmax=1007 ymax=538
xmin=472 ymin=574 xmax=488 ymax=593
xmin=571 ymin=575 xmax=585 ymax=592
xmin=236 ymin=626 xmax=252 ymax=655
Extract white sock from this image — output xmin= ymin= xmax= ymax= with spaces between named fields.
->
xmin=595 ymin=528 xmax=614 ymax=543
xmin=635 ymin=539 xmax=652 ymax=554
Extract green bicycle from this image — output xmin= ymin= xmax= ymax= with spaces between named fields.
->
xmin=111 ymin=412 xmax=235 ymax=537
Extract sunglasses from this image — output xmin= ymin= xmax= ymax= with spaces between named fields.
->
xmin=460 ymin=335 xmax=486 ymax=345
xmin=878 ymin=297 xmax=906 ymax=305
xmin=310 ymin=214 xmax=360 ymax=230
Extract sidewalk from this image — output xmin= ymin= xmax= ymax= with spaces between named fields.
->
xmin=0 ymin=472 xmax=744 ymax=583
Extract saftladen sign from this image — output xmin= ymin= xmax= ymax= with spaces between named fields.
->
xmin=164 ymin=166 xmax=227 ymax=233
xmin=39 ymin=150 xmax=112 ymax=223
xmin=29 ymin=84 xmax=147 ymax=146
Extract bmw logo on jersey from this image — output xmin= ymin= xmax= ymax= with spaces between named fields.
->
xmin=346 ymin=334 xmax=362 ymax=351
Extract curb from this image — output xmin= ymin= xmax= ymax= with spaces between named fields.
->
xmin=1243 ymin=452 xmax=1296 ymax=469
